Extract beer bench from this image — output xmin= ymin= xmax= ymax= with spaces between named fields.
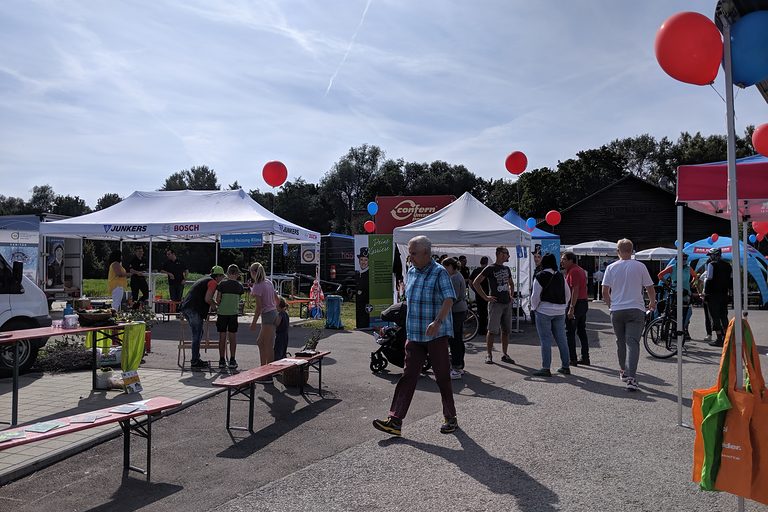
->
xmin=212 ymin=351 xmax=331 ymax=432
xmin=0 ymin=397 xmax=181 ymax=481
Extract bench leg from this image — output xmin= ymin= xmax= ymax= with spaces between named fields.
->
xmin=300 ymin=358 xmax=325 ymax=398
xmin=120 ymin=415 xmax=154 ymax=482
xmin=225 ymin=384 xmax=255 ymax=432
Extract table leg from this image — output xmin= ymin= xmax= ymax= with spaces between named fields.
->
xmin=92 ymin=335 xmax=98 ymax=389
xmin=12 ymin=341 xmax=19 ymax=426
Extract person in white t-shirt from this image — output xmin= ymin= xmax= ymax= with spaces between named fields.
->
xmin=601 ymin=239 xmax=656 ymax=392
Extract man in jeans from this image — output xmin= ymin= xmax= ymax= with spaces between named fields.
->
xmin=372 ymin=235 xmax=457 ymax=437
xmin=601 ymin=239 xmax=656 ymax=392
xmin=179 ymin=265 xmax=226 ymax=369
xmin=561 ymin=251 xmax=590 ymax=366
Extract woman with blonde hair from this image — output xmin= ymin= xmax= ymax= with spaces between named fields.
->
xmin=249 ymin=262 xmax=280 ymax=373
xmin=107 ymin=250 xmax=129 ymax=311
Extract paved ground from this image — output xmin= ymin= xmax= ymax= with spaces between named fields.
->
xmin=1 ymin=303 xmax=767 ymax=511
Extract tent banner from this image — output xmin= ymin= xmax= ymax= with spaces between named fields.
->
xmin=220 ymin=233 xmax=263 ymax=248
xmin=354 ymin=235 xmax=393 ymax=329
xmin=374 ymin=195 xmax=455 ymax=234
xmin=0 ymin=230 xmax=39 ymax=283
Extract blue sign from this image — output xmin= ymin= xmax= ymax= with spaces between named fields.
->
xmin=220 ymin=233 xmax=263 ymax=248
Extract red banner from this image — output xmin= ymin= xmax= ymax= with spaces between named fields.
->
xmin=374 ymin=195 xmax=455 ymax=234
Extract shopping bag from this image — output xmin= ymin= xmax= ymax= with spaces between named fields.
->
xmin=743 ymin=322 xmax=768 ymax=505
xmin=711 ymin=319 xmax=757 ymax=499
xmin=692 ymin=319 xmax=732 ymax=486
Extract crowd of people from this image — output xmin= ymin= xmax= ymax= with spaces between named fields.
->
xmin=372 ymin=235 xmax=735 ymax=437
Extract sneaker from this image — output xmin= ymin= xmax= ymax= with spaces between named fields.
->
xmin=190 ymin=359 xmax=210 ymax=369
xmin=450 ymin=369 xmax=462 ymax=380
xmin=500 ymin=354 xmax=515 ymax=364
xmin=532 ymin=368 xmax=552 ymax=377
xmin=228 ymin=358 xmax=238 ymax=369
xmin=569 ymin=359 xmax=579 ymax=367
xmin=556 ymin=367 xmax=571 ymax=375
xmin=577 ymin=357 xmax=590 ymax=366
xmin=372 ymin=417 xmax=402 ymax=436
xmin=440 ymin=416 xmax=458 ymax=434
xmin=619 ymin=370 xmax=627 ymax=382
xmin=704 ymin=334 xmax=712 ymax=342
xmin=626 ymin=377 xmax=639 ymax=392
xmin=218 ymin=358 xmax=227 ymax=369
xmin=485 ymin=354 xmax=493 ymax=364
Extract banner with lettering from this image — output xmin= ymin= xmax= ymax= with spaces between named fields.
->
xmin=354 ymin=235 xmax=394 ymax=328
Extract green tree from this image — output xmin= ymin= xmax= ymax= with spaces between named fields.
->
xmin=95 ymin=193 xmax=122 ymax=211
xmin=0 ymin=195 xmax=25 ymax=215
xmin=52 ymin=195 xmax=91 ymax=216
xmin=26 ymin=185 xmax=56 ymax=214
xmin=274 ymin=178 xmax=333 ymax=234
xmin=160 ymin=165 xmax=220 ymax=191
xmin=320 ymin=144 xmax=384 ymax=233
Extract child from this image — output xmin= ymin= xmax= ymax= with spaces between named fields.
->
xmin=274 ymin=298 xmax=290 ymax=360
xmin=215 ymin=264 xmax=244 ymax=369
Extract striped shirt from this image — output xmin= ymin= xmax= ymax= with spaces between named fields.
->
xmin=405 ymin=260 xmax=456 ymax=342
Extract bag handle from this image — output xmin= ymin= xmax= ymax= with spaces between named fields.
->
xmin=741 ymin=320 xmax=766 ymax=394
xmin=720 ymin=318 xmax=765 ymax=396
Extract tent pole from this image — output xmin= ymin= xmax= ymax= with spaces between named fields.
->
xmin=215 ymin=236 xmax=219 ymax=267
xmin=742 ymin=216 xmax=749 ymax=315
xmin=722 ymin=16 xmax=746 ymax=512
xmin=148 ymin=238 xmax=154 ymax=309
xmin=675 ymin=204 xmax=685 ymax=428
xmin=270 ymin=233 xmax=275 ymax=281
xmin=722 ymin=15 xmax=744 ymax=389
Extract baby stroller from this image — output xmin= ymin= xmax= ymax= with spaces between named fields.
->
xmin=370 ymin=302 xmax=431 ymax=374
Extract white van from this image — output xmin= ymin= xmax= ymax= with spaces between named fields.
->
xmin=0 ymin=253 xmax=52 ymax=373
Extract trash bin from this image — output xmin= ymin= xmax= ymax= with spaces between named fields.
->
xmin=325 ymin=295 xmax=343 ymax=329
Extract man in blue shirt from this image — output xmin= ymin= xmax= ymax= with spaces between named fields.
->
xmin=373 ymin=235 xmax=457 ymax=436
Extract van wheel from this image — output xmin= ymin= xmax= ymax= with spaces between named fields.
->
xmin=0 ymin=319 xmax=42 ymax=374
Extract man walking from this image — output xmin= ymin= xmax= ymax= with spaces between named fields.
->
xmin=703 ymin=247 xmax=732 ymax=347
xmin=469 ymin=256 xmax=490 ymax=336
xmin=472 ymin=247 xmax=515 ymax=365
xmin=601 ymin=239 xmax=656 ymax=392
xmin=562 ymin=251 xmax=590 ymax=366
xmin=373 ymin=235 xmax=457 ymax=436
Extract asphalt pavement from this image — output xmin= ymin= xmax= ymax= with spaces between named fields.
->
xmin=1 ymin=303 xmax=768 ymax=511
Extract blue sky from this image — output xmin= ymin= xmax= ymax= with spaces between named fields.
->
xmin=1 ymin=0 xmax=766 ymax=207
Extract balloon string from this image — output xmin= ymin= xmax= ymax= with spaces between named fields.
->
xmin=709 ymin=83 xmax=726 ymax=104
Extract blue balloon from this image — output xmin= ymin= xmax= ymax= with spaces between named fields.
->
xmin=674 ymin=240 xmax=680 ymax=248
xmin=750 ymin=234 xmax=758 ymax=244
xmin=367 ymin=201 xmax=378 ymax=216
xmin=684 ymin=242 xmax=691 ymax=248
xmin=707 ymin=237 xmax=713 ymax=244
xmin=730 ymin=11 xmax=768 ymax=88
xmin=526 ymin=217 xmax=536 ymax=230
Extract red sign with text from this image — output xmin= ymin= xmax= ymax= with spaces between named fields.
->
xmin=374 ymin=195 xmax=456 ymax=234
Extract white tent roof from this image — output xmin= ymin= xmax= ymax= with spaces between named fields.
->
xmin=634 ymin=247 xmax=677 ymax=261
xmin=392 ymin=192 xmax=531 ymax=246
xmin=567 ymin=240 xmax=617 ymax=256
xmin=39 ymin=189 xmax=320 ymax=243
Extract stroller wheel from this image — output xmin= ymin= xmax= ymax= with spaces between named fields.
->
xmin=370 ymin=353 xmax=388 ymax=373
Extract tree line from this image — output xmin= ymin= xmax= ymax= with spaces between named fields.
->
xmin=0 ymin=128 xmax=757 ymax=276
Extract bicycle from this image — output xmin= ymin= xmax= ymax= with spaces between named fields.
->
xmin=462 ymin=303 xmax=479 ymax=342
xmin=643 ymin=283 xmax=687 ymax=359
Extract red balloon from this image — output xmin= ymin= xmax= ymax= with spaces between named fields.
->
xmin=758 ymin=233 xmax=765 ymax=242
xmin=711 ymin=233 xmax=719 ymax=242
xmin=545 ymin=210 xmax=561 ymax=226
xmin=754 ymin=221 xmax=768 ymax=235
xmin=753 ymin=124 xmax=768 ymax=157
xmin=505 ymin=151 xmax=528 ymax=175
xmin=654 ymin=12 xmax=722 ymax=86
xmin=262 ymin=161 xmax=288 ymax=187
xmin=363 ymin=220 xmax=376 ymax=233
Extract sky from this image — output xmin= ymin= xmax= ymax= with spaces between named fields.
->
xmin=1 ymin=0 xmax=766 ymax=208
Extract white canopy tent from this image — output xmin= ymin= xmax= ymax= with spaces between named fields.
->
xmin=39 ymin=189 xmax=320 ymax=300
xmin=567 ymin=240 xmax=617 ymax=256
xmin=393 ymin=192 xmax=532 ymax=321
xmin=633 ymin=247 xmax=678 ymax=261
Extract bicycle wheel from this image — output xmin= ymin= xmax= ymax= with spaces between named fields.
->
xmin=643 ymin=316 xmax=677 ymax=359
xmin=463 ymin=309 xmax=479 ymax=342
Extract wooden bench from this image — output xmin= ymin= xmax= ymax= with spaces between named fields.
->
xmin=0 ymin=397 xmax=181 ymax=481
xmin=212 ymin=351 xmax=331 ymax=432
